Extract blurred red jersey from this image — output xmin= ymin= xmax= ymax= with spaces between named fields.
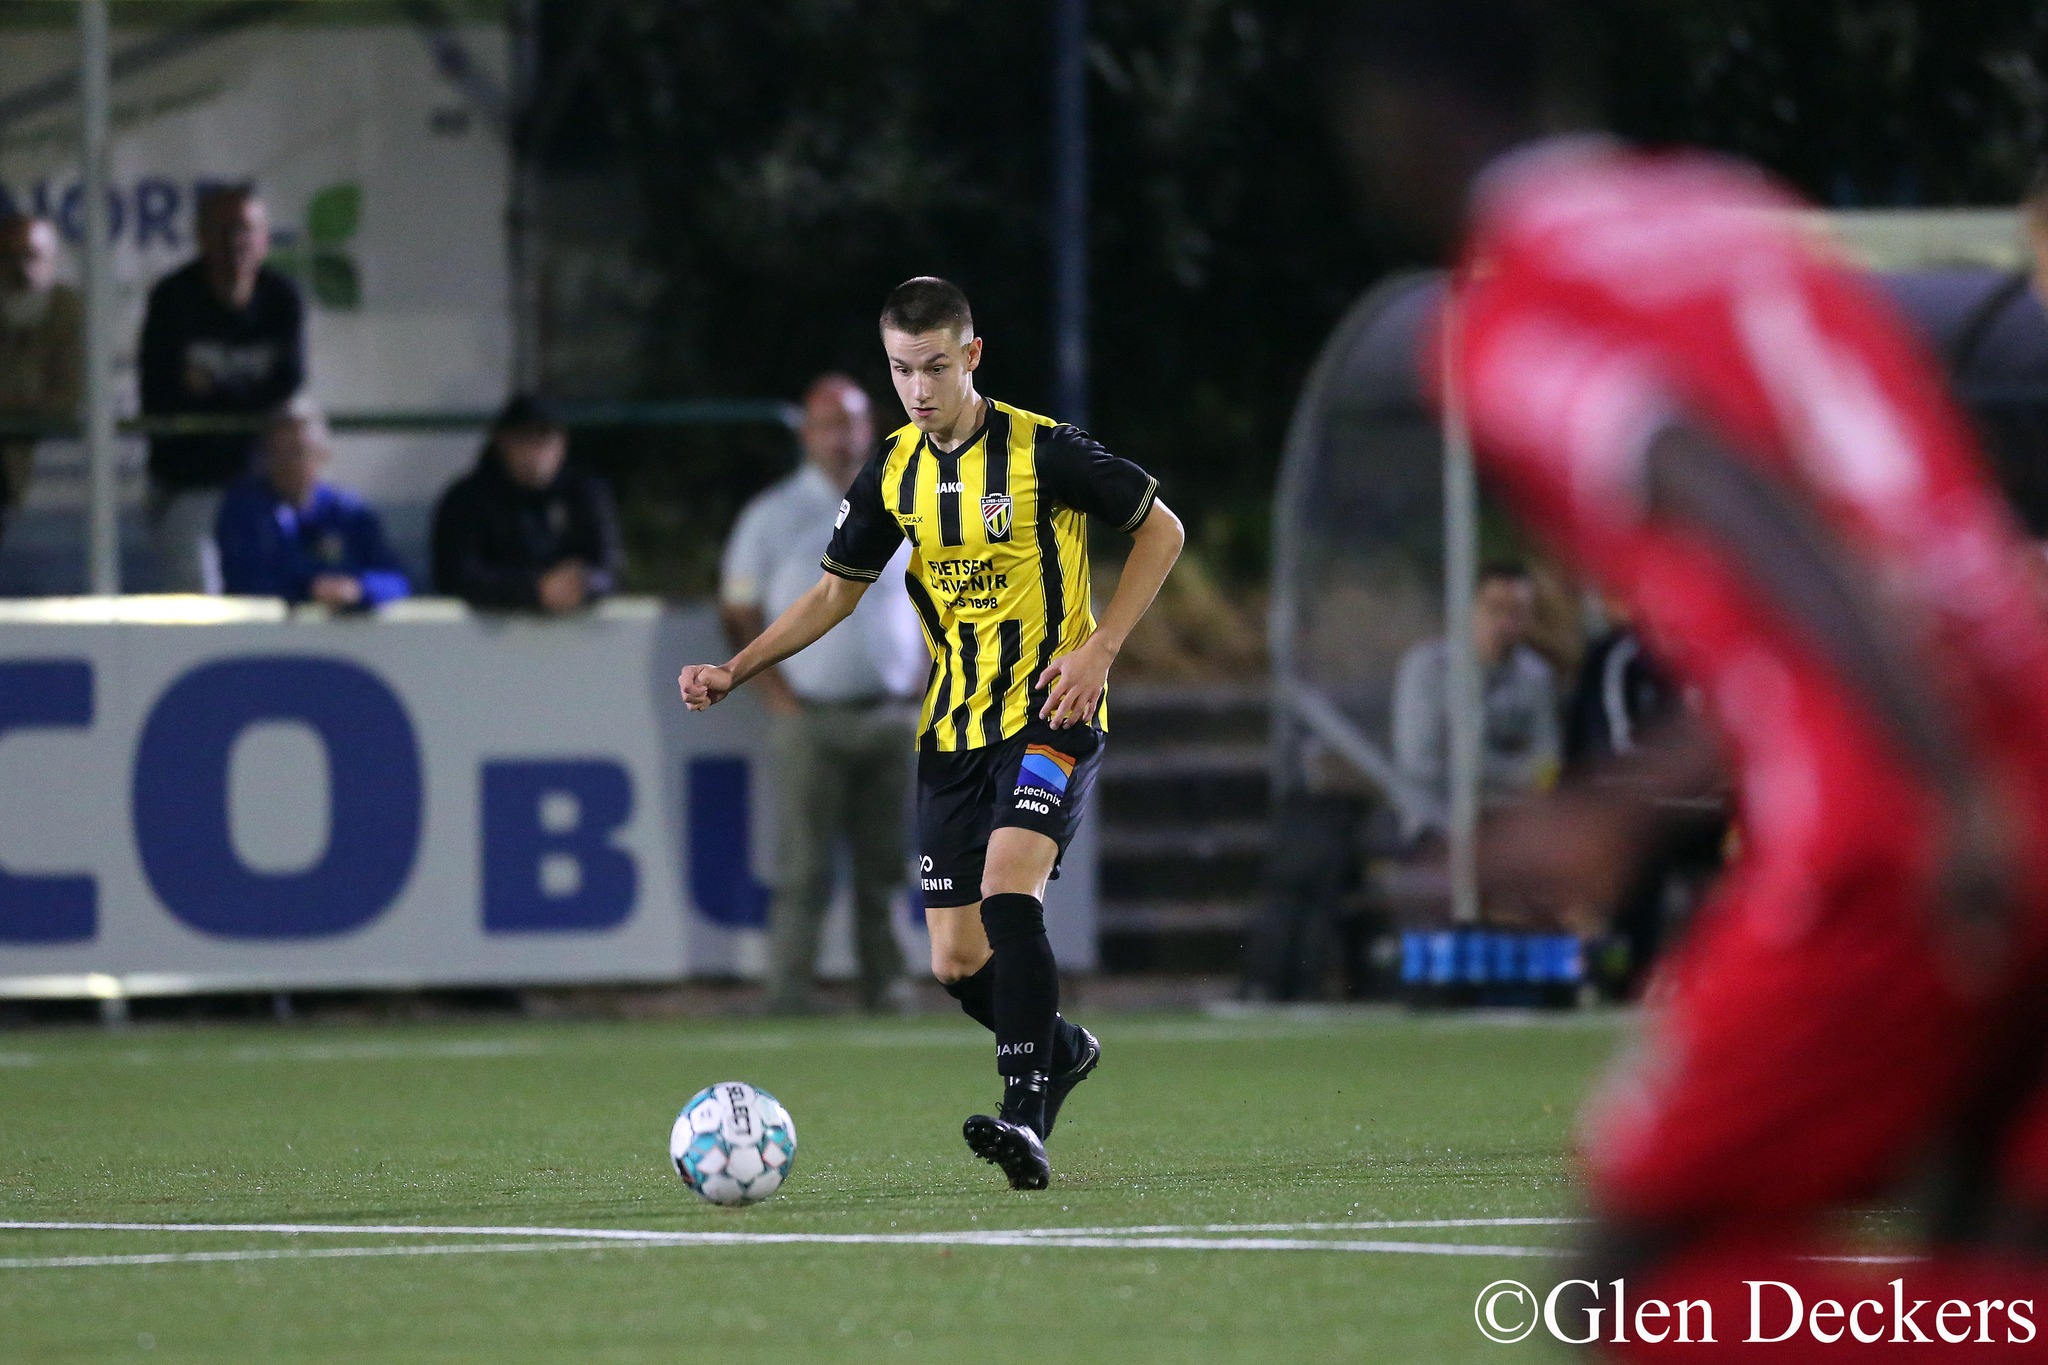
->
xmin=1442 ymin=139 xmax=2048 ymax=1239
xmin=1450 ymin=138 xmax=2048 ymax=806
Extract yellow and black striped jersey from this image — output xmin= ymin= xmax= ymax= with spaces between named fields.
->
xmin=822 ymin=398 xmax=1158 ymax=752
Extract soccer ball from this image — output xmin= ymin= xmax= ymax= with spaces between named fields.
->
xmin=669 ymin=1081 xmax=797 ymax=1206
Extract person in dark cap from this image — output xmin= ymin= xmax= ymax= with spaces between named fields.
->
xmin=429 ymin=392 xmax=623 ymax=611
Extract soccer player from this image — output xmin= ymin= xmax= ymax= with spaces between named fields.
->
xmin=679 ymin=277 xmax=1184 ymax=1189
xmin=1326 ymin=5 xmax=2048 ymax=1353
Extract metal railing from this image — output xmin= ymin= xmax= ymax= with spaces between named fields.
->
xmin=0 ymin=399 xmax=801 ymax=440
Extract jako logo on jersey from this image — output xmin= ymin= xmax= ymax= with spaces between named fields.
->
xmin=980 ymin=492 xmax=1013 ymax=540
xmin=937 ymin=481 xmax=965 ymax=494
xmin=1016 ymin=744 xmax=1076 ymax=799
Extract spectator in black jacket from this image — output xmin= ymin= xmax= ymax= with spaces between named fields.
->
xmin=138 ymin=184 xmax=305 ymax=591
xmin=431 ymin=393 xmax=623 ymax=611
xmin=1562 ymin=618 xmax=1676 ymax=772
xmin=1562 ymin=603 xmax=1723 ymax=995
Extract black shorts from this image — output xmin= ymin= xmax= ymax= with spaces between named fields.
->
xmin=916 ymin=721 xmax=1104 ymax=909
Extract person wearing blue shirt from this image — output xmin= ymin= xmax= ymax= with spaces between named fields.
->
xmin=215 ymin=399 xmax=409 ymax=608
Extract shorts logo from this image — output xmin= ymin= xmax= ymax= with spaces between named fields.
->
xmin=1016 ymin=743 xmax=1075 ymax=803
xmin=980 ymin=492 xmax=1013 ymax=541
xmin=835 ymin=498 xmax=850 ymax=529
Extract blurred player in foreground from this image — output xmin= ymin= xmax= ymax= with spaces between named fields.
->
xmin=1329 ymin=3 xmax=2048 ymax=1354
xmin=679 ymin=278 xmax=1183 ymax=1189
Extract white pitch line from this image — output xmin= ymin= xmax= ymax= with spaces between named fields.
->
xmin=1008 ymin=1217 xmax=1586 ymax=1237
xmin=2 ymin=1216 xmax=1580 ymax=1242
xmin=0 ymin=1234 xmax=1562 ymax=1270
xmin=962 ymin=1235 xmax=1565 ymax=1258
xmin=0 ymin=1218 xmax=1572 ymax=1266
xmin=0 ymin=1241 xmax=624 ymax=1270
xmin=1 ymin=1221 xmax=723 ymax=1241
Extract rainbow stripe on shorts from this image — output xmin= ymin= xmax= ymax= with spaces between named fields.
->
xmin=1017 ymin=743 xmax=1076 ymax=796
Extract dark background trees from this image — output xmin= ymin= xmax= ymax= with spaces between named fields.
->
xmin=533 ymin=1 xmax=2048 ymax=594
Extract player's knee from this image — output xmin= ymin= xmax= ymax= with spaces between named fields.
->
xmin=979 ymin=892 xmax=1045 ymax=948
xmin=928 ymin=941 xmax=990 ymax=984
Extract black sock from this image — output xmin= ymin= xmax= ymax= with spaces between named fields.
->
xmin=947 ymin=958 xmax=1084 ymax=1071
xmin=980 ymin=892 xmax=1058 ymax=1134
xmin=942 ymin=959 xmax=997 ymax=1032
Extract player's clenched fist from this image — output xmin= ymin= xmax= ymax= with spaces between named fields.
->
xmin=678 ymin=663 xmax=735 ymax=711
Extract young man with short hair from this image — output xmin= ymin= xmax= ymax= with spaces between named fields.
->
xmin=680 ymin=277 xmax=1184 ymax=1189
xmin=138 ymin=185 xmax=305 ymax=592
xmin=1391 ymin=559 xmax=1560 ymax=842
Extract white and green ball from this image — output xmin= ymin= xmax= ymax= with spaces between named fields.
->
xmin=669 ymin=1081 xmax=797 ymax=1206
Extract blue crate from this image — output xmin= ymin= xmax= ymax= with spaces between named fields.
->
xmin=1400 ymin=929 xmax=1586 ymax=987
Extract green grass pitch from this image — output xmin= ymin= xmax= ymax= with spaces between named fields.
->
xmin=0 ymin=1008 xmax=1622 ymax=1362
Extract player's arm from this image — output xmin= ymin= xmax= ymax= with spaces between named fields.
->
xmin=1033 ymin=425 xmax=1184 ymax=728
xmin=716 ymin=506 xmax=801 ymax=715
xmin=682 ymin=447 xmax=902 ymax=712
xmin=1038 ymin=498 xmax=1184 ymax=727
xmin=1481 ymin=709 xmax=1724 ymax=928
xmin=1644 ymin=423 xmax=2019 ymax=942
xmin=717 ymin=603 xmax=802 ymax=715
xmin=1487 ymin=420 xmax=2015 ymax=935
xmin=681 ymin=572 xmax=869 ymax=710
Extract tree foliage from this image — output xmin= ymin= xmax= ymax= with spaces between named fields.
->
xmin=542 ymin=1 xmax=2048 ymax=592
xmin=1579 ymin=0 xmax=2048 ymax=206
xmin=549 ymin=1 xmax=1363 ymax=588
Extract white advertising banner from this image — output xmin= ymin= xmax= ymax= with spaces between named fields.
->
xmin=0 ymin=601 xmax=1098 ymax=996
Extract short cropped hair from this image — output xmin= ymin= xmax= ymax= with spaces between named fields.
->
xmin=1477 ymin=559 xmax=1531 ymax=588
xmin=268 ymin=393 xmax=326 ymax=432
xmin=196 ymin=182 xmax=260 ymax=220
xmin=880 ymin=276 xmax=974 ymax=338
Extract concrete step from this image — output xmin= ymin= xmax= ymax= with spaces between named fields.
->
xmin=1101 ymin=816 xmax=1268 ymax=902
xmin=1098 ymin=898 xmax=1256 ymax=935
xmin=1096 ymin=685 xmax=1271 ymax=976
xmin=1100 ymin=742 xmax=1268 ymax=828
xmin=1108 ymin=684 xmax=1269 ymax=747
xmin=1103 ymin=846 xmax=1263 ymax=900
xmin=1099 ymin=766 xmax=1269 ymax=827
xmin=1099 ymin=820 xmax=1269 ymax=860
xmin=1100 ymin=741 xmax=1267 ymax=780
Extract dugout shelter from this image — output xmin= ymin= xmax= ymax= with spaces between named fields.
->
xmin=1270 ymin=208 xmax=2048 ymax=923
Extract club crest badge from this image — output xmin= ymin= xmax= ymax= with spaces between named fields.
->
xmin=980 ymin=492 xmax=1013 ymax=541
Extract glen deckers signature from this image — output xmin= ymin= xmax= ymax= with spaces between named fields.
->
xmin=1476 ymin=1278 xmax=2039 ymax=1347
